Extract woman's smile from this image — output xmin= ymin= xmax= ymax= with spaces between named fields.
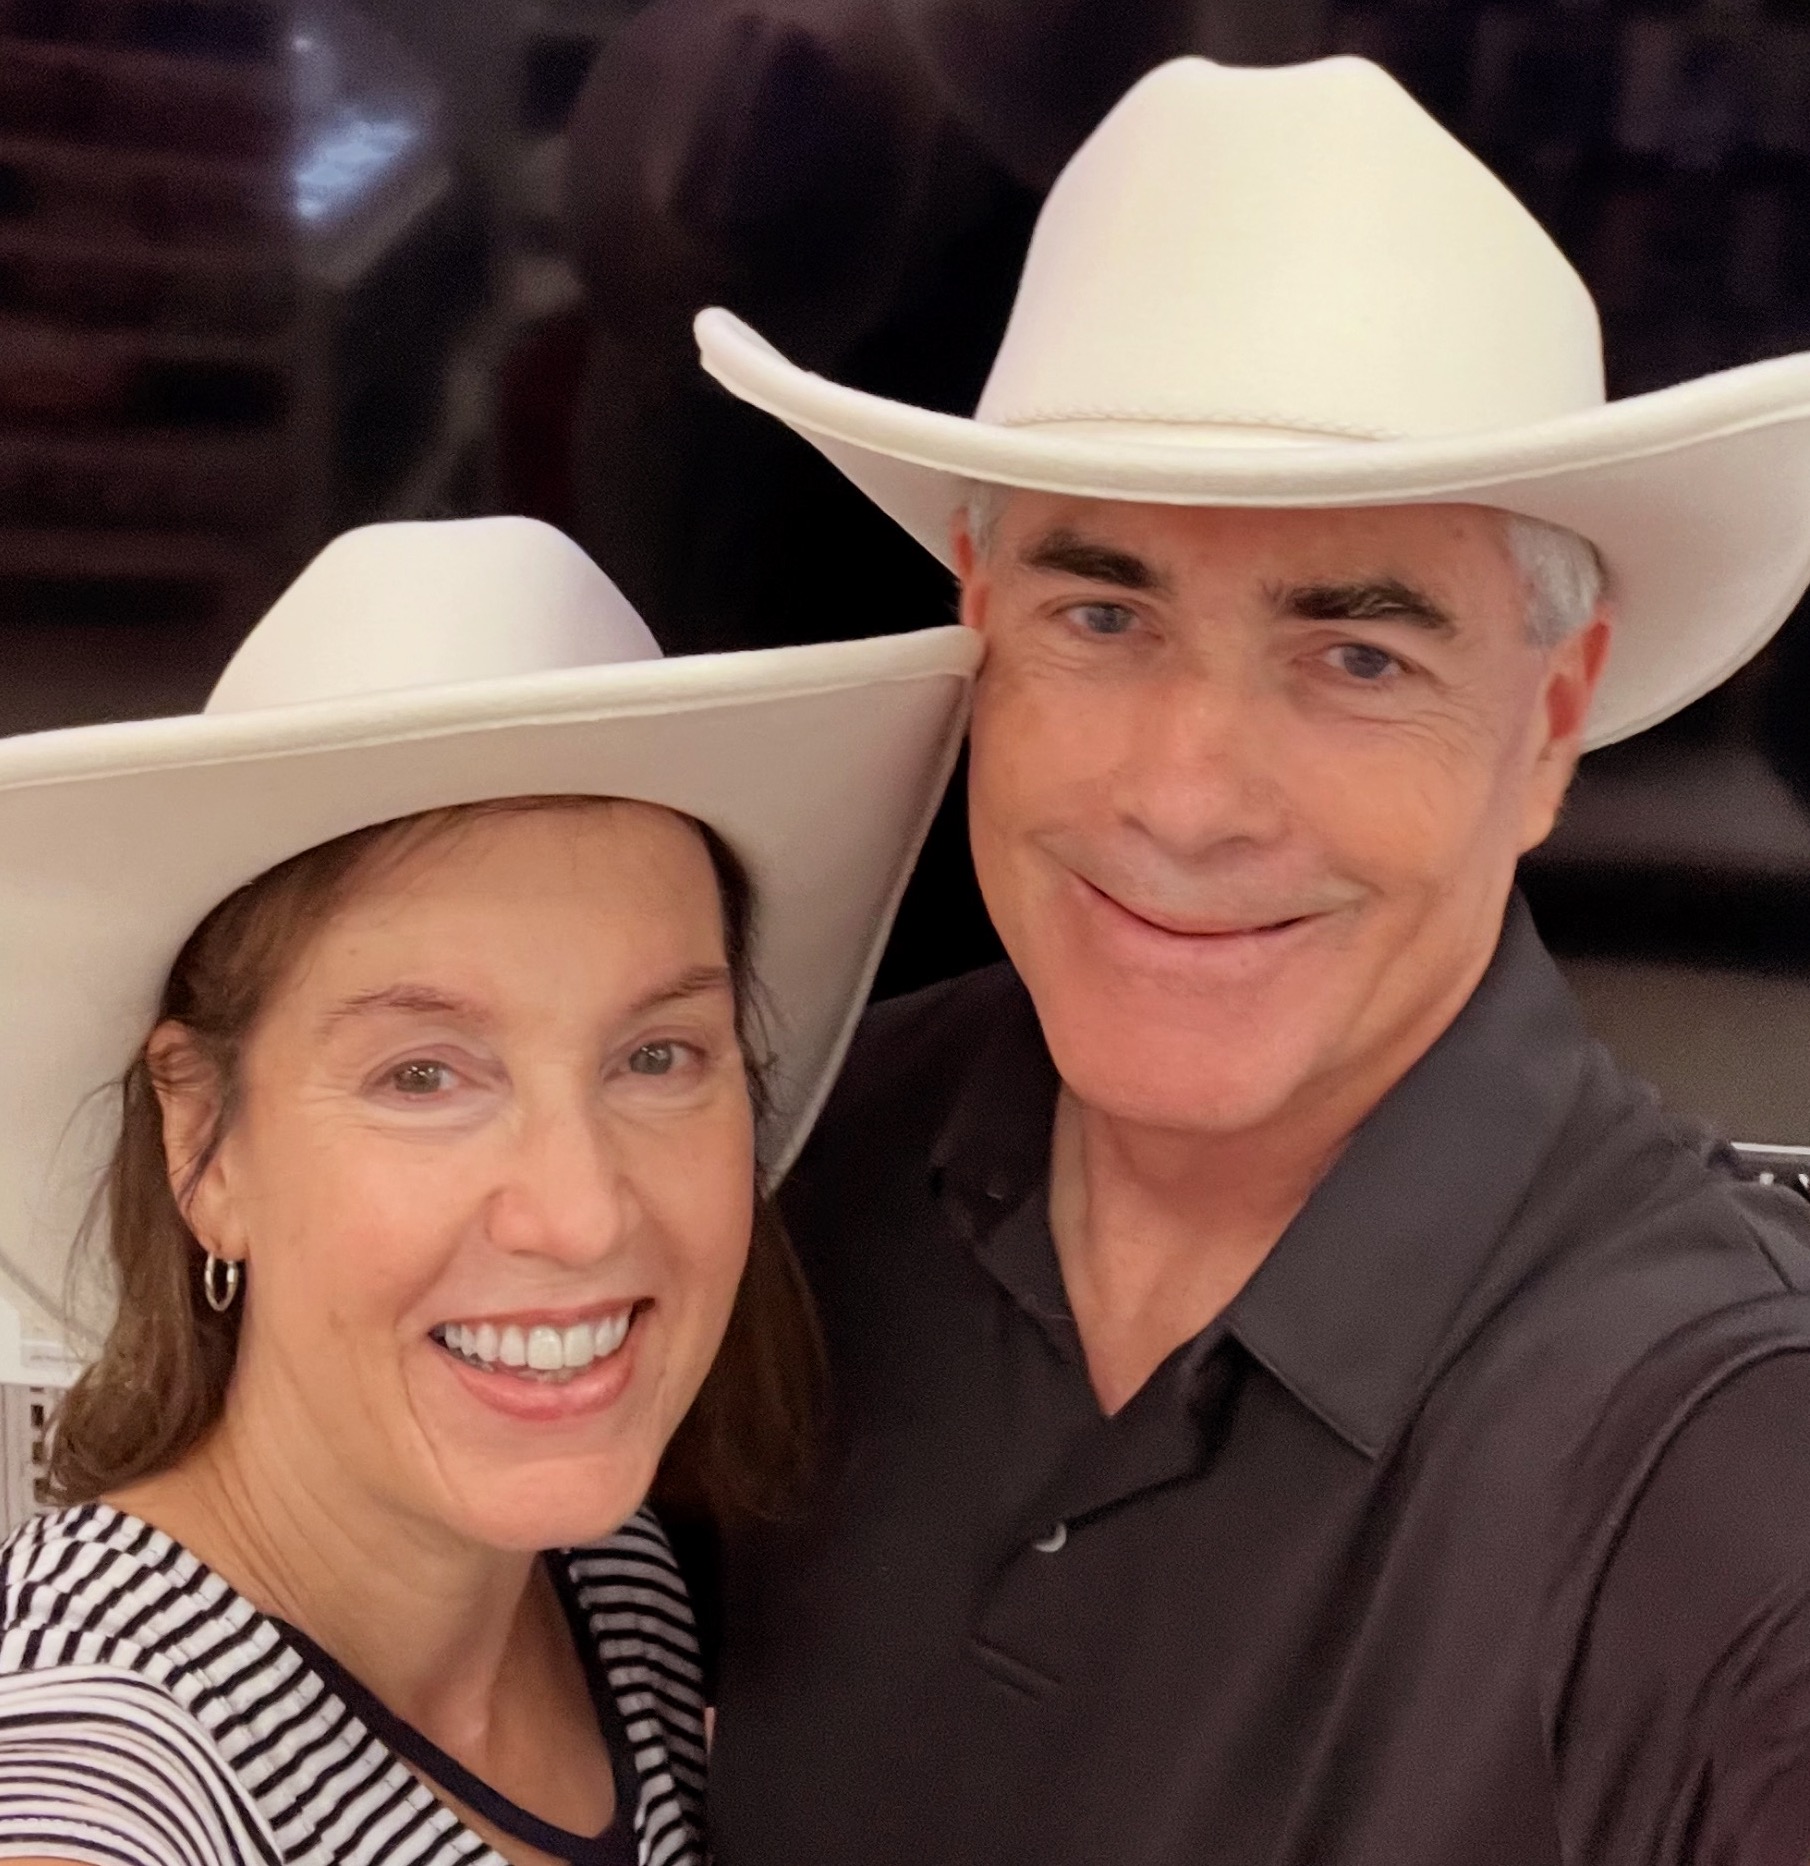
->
xmin=429 ymin=1302 xmax=645 ymax=1381
xmin=427 ymin=1298 xmax=654 ymax=1425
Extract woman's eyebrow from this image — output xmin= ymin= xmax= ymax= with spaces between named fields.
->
xmin=317 ymin=984 xmax=491 ymax=1034
xmin=1274 ymin=576 xmax=1456 ymax=634
xmin=621 ymin=965 xmax=735 ymax=1020
xmin=317 ymin=965 xmax=734 ymax=1036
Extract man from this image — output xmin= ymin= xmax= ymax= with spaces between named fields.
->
xmin=691 ymin=55 xmax=1810 ymax=1866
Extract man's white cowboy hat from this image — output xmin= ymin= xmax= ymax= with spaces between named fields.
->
xmin=696 ymin=54 xmax=1810 ymax=748
xmin=0 ymin=516 xmax=978 ymax=1384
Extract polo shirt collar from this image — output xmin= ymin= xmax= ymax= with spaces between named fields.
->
xmin=1229 ymin=896 xmax=1593 ymax=1455
xmin=931 ymin=973 xmax=1058 ymax=1213
xmin=929 ymin=895 xmax=1594 ymax=1459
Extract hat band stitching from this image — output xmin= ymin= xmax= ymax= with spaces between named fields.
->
xmin=992 ymin=407 xmax=1404 ymax=442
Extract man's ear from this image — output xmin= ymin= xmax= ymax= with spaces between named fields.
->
xmin=952 ymin=508 xmax=977 ymax=582
xmin=951 ymin=511 xmax=988 ymax=635
xmin=145 ymin=1022 xmax=243 ymax=1262
xmin=1519 ymin=607 xmax=1613 ymax=852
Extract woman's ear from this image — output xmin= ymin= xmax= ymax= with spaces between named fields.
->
xmin=145 ymin=1022 xmax=243 ymax=1261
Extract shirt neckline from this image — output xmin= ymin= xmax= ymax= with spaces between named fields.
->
xmin=81 ymin=1500 xmax=639 ymax=1865
xmin=270 ymin=1559 xmax=638 ymax=1865
xmin=928 ymin=892 xmax=1598 ymax=1458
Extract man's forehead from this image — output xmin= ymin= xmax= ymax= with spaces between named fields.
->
xmin=992 ymin=489 xmax=1511 ymax=565
xmin=983 ymin=493 xmax=1517 ymax=623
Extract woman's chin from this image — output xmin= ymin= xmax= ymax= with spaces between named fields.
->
xmin=399 ymin=1337 xmax=684 ymax=1546
xmin=437 ymin=1458 xmax=662 ymax=1553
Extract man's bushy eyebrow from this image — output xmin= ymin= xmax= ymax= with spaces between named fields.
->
xmin=1019 ymin=527 xmax=1173 ymax=595
xmin=1277 ymin=577 xmax=1455 ymax=633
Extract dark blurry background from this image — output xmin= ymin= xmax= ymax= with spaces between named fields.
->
xmin=4 ymin=0 xmax=1810 ymax=1135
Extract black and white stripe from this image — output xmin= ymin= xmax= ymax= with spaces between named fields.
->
xmin=0 ymin=1502 xmax=706 ymax=1866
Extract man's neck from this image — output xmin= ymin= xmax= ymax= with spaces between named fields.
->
xmin=1045 ymin=913 xmax=1510 ymax=1416
xmin=1050 ymin=1085 xmax=1356 ymax=1415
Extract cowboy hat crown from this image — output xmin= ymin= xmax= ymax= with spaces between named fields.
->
xmin=697 ymin=54 xmax=1810 ymax=749
xmin=207 ymin=518 xmax=660 ymax=715
xmin=973 ymin=56 xmax=1603 ymax=443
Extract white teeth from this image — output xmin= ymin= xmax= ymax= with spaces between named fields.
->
xmin=438 ymin=1311 xmax=634 ymax=1377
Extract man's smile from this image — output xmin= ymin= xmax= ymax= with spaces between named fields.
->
xmin=1066 ymin=871 xmax=1340 ymax=976
xmin=1089 ymin=884 xmax=1316 ymax=940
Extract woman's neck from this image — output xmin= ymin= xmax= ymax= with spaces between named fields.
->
xmin=110 ymin=1384 xmax=539 ymax=1747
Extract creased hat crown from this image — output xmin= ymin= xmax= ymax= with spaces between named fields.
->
xmin=976 ymin=56 xmax=1605 ymax=443
xmin=207 ymin=517 xmax=660 ymax=716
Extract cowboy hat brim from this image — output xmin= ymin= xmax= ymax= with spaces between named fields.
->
xmin=698 ymin=306 xmax=1810 ymax=748
xmin=0 ymin=627 xmax=977 ymax=1381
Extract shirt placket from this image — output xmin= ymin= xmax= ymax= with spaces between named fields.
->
xmin=969 ymin=1344 xmax=1242 ymax=1698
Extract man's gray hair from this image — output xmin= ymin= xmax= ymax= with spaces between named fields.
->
xmin=959 ymin=484 xmax=1605 ymax=647
xmin=1500 ymin=511 xmax=1606 ymax=647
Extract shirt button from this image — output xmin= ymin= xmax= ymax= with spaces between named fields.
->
xmin=1031 ymin=1523 xmax=1068 ymax=1554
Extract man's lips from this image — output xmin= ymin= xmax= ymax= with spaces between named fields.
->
xmin=1077 ymin=875 xmax=1322 ymax=940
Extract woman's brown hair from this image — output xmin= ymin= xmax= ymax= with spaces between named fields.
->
xmin=46 ymin=798 xmax=824 ymax=1526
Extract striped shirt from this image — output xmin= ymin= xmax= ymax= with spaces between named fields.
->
xmin=0 ymin=1501 xmax=706 ymax=1866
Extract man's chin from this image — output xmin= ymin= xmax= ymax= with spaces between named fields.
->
xmin=1040 ymin=988 xmax=1336 ymax=1139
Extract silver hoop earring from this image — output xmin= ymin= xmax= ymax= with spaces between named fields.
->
xmin=202 ymin=1253 xmax=241 ymax=1314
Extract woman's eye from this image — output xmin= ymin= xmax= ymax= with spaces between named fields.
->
xmin=1326 ymin=642 xmax=1402 ymax=682
xmin=1065 ymin=602 xmax=1138 ymax=638
xmin=627 ymin=1041 xmax=681 ymax=1077
xmin=387 ymin=1059 xmax=455 ymax=1096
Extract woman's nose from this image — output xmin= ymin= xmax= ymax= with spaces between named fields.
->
xmin=485 ymin=1098 xmax=639 ymax=1265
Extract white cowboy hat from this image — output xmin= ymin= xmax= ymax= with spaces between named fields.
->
xmin=0 ymin=516 xmax=978 ymax=1385
xmin=695 ymin=54 xmax=1810 ymax=749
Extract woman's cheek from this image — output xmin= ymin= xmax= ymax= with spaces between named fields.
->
xmin=288 ymin=1148 xmax=467 ymax=1341
xmin=652 ymin=1123 xmax=754 ymax=1318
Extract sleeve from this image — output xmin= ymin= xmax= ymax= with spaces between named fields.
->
xmin=0 ymin=1669 xmax=274 ymax=1866
xmin=1556 ymin=1350 xmax=1810 ymax=1866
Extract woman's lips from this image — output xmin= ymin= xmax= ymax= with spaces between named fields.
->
xmin=431 ymin=1304 xmax=637 ymax=1376
xmin=432 ymin=1304 xmax=647 ymax=1424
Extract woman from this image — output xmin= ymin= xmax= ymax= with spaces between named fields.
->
xmin=0 ymin=517 xmax=976 ymax=1866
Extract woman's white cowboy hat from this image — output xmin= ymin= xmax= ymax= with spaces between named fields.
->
xmin=0 ymin=517 xmax=978 ymax=1384
xmin=697 ymin=54 xmax=1810 ymax=748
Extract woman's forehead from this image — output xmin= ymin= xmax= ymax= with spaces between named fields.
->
xmin=271 ymin=802 xmax=726 ymax=1015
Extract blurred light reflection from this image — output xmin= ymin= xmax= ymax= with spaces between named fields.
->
xmin=293 ymin=113 xmax=421 ymax=223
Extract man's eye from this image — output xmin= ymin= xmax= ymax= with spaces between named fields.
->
xmin=1326 ymin=642 xmax=1402 ymax=682
xmin=628 ymin=1041 xmax=681 ymax=1077
xmin=388 ymin=1059 xmax=455 ymax=1096
xmin=1065 ymin=602 xmax=1138 ymax=637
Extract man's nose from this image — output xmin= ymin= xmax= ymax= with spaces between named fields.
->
xmin=1108 ymin=664 xmax=1289 ymax=856
xmin=484 ymin=1095 xmax=638 ymax=1266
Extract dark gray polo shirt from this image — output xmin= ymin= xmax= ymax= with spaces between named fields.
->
xmin=707 ymin=898 xmax=1810 ymax=1866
